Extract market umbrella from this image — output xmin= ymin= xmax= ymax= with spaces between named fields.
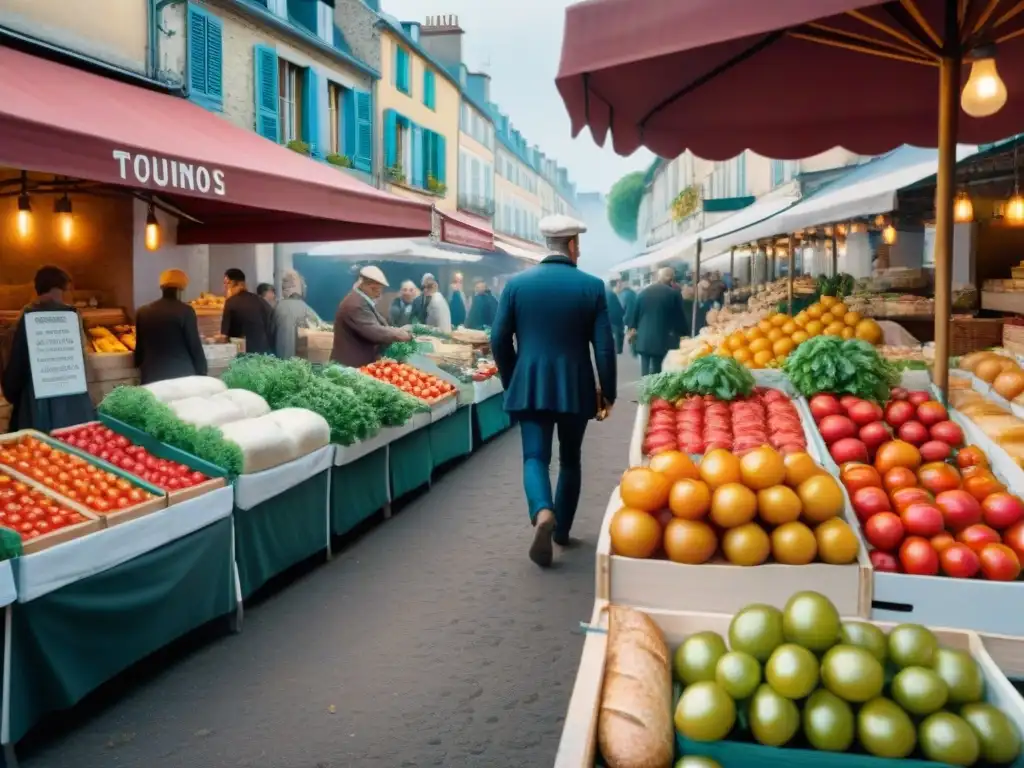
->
xmin=557 ymin=0 xmax=1024 ymax=395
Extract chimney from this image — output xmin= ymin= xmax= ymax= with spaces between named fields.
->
xmin=465 ymin=71 xmax=490 ymax=103
xmin=419 ymin=13 xmax=464 ymax=70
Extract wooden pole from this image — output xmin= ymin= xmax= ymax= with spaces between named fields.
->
xmin=831 ymin=230 xmax=839 ymax=277
xmin=933 ymin=47 xmax=961 ymax=400
xmin=787 ymin=240 xmax=795 ymax=315
xmin=729 ymin=247 xmax=735 ymax=294
xmin=692 ymin=238 xmax=702 ymax=336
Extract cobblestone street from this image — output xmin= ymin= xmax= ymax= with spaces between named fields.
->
xmin=21 ymin=355 xmax=640 ymax=768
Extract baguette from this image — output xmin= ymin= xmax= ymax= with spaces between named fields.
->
xmin=598 ymin=606 xmax=674 ymax=768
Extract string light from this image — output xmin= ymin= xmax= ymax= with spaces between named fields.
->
xmin=953 ymin=190 xmax=974 ymax=223
xmin=1006 ymin=193 xmax=1024 ymax=225
xmin=54 ymin=194 xmax=73 ymax=243
xmin=961 ymin=47 xmax=1007 ymax=118
xmin=882 ymin=224 xmax=897 ymax=245
xmin=144 ymin=203 xmax=161 ymax=251
xmin=16 ymin=193 xmax=31 ymax=239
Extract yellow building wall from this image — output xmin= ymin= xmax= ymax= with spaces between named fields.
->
xmin=378 ymin=30 xmax=460 ymax=212
xmin=0 ymin=0 xmax=149 ymax=73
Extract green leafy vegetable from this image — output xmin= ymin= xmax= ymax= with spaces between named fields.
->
xmin=411 ymin=324 xmax=450 ymax=339
xmin=381 ymin=340 xmax=420 ymax=361
xmin=98 ymin=386 xmax=243 ymax=474
xmin=321 ymin=365 xmax=427 ymax=427
xmin=639 ymin=356 xmax=755 ymax=403
xmin=221 ymin=355 xmax=313 ymax=408
xmin=782 ymin=336 xmax=900 ymax=402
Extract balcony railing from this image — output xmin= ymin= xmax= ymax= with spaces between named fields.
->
xmin=457 ymin=192 xmax=496 ymax=219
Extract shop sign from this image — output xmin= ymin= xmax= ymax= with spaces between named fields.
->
xmin=23 ymin=311 xmax=88 ymax=400
xmin=112 ymin=150 xmax=227 ymax=196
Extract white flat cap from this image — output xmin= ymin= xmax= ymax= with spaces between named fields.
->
xmin=359 ymin=265 xmax=390 ymax=287
xmin=540 ymin=214 xmax=587 ymax=238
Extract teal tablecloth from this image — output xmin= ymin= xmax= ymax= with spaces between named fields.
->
xmin=5 ymin=517 xmax=235 ymax=745
xmin=429 ymin=406 xmax=473 ymax=469
xmin=474 ymin=395 xmax=511 ymax=443
xmin=331 ymin=448 xmax=389 ymax=537
xmin=389 ymin=426 xmax=432 ymax=501
xmin=233 ymin=471 xmax=330 ymax=599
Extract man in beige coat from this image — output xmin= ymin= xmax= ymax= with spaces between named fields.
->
xmin=330 ymin=266 xmax=412 ymax=367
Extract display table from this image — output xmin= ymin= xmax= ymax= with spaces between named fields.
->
xmin=388 ymin=412 xmax=432 ymax=501
xmin=2 ymin=485 xmax=235 ymax=748
xmin=471 ymin=378 xmax=510 ymax=444
xmin=430 ymin=405 xmax=473 ymax=470
xmin=232 ymin=446 xmax=333 ymax=600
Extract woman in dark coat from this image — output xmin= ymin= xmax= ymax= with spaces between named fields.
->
xmin=134 ymin=269 xmax=208 ymax=384
xmin=1 ymin=266 xmax=95 ymax=432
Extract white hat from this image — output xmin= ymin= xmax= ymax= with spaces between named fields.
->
xmin=358 ymin=265 xmax=389 ymax=287
xmin=540 ymin=214 xmax=587 ymax=239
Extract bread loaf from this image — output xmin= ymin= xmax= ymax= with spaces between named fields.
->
xmin=598 ymin=606 xmax=674 ymax=768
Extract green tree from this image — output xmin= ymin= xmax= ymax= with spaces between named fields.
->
xmin=607 ymin=171 xmax=645 ymax=242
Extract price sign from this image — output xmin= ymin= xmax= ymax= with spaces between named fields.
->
xmin=23 ymin=311 xmax=88 ymax=400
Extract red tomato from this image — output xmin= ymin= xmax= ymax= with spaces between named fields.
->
xmin=18 ymin=522 xmax=33 ymax=534
xmin=899 ymin=536 xmax=940 ymax=576
xmin=940 ymin=543 xmax=981 ymax=578
xmin=978 ymin=543 xmax=1022 ymax=581
xmin=190 ymin=472 xmax=206 ymax=484
xmin=93 ymin=499 xmax=110 ymax=513
xmin=49 ymin=514 xmax=66 ymax=527
xmin=34 ymin=520 xmax=51 ymax=533
xmin=115 ymin=497 xmax=132 ymax=509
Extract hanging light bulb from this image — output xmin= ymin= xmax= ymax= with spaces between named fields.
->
xmin=953 ymin=190 xmax=974 ymax=223
xmin=961 ymin=47 xmax=1008 ymax=118
xmin=1006 ymin=192 xmax=1024 ymax=224
xmin=144 ymin=204 xmax=161 ymax=251
xmin=16 ymin=192 xmax=31 ymax=239
xmin=882 ymin=224 xmax=897 ymax=245
xmin=53 ymin=194 xmax=73 ymax=243
xmin=765 ymin=245 xmax=774 ymax=257
xmin=837 ymin=223 xmax=848 ymax=236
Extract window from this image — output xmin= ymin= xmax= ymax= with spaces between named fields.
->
xmin=771 ymin=159 xmax=784 ymax=187
xmin=328 ymin=82 xmax=345 ymax=156
xmin=187 ymin=4 xmax=223 ymax=111
xmin=278 ymin=59 xmax=304 ymax=143
xmin=423 ymin=69 xmax=436 ymax=109
xmin=460 ymin=103 xmax=469 ymax=131
xmin=287 ymin=0 xmax=316 ymax=31
xmin=315 ymin=0 xmax=333 ymax=42
xmin=266 ymin=0 xmax=286 ymax=15
xmin=394 ymin=45 xmax=411 ymax=94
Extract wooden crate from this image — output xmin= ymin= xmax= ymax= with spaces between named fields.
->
xmin=195 ymin=308 xmax=223 ymax=340
xmin=0 ymin=463 xmax=103 ymax=553
xmin=556 ymin=601 xmax=1024 ymax=768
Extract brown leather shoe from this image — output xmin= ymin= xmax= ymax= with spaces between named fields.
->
xmin=529 ymin=509 xmax=556 ymax=567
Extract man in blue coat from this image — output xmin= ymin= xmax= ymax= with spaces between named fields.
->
xmin=606 ymin=279 xmax=626 ymax=354
xmin=491 ymin=215 xmax=617 ymax=568
xmin=618 ymin=281 xmax=638 ymax=357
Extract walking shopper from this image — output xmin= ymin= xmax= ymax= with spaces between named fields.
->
xmin=220 ymin=269 xmax=275 ymax=355
xmin=272 ymin=270 xmax=320 ymax=359
xmin=331 ymin=265 xmax=412 ymax=367
xmin=134 ymin=269 xmax=207 ymax=384
xmin=448 ymin=272 xmax=467 ymax=328
xmin=491 ymin=214 xmax=616 ymax=568
xmin=627 ymin=266 xmax=687 ymax=376
xmin=618 ymin=280 xmax=638 ymax=357
xmin=465 ymin=279 xmax=497 ymax=330
xmin=606 ymin=279 xmax=626 ymax=354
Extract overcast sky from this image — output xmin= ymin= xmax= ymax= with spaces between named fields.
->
xmin=379 ymin=0 xmax=654 ymax=195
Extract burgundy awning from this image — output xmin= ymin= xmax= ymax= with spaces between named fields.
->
xmin=557 ymin=0 xmax=1024 ymax=160
xmin=0 ymin=46 xmax=433 ymax=243
xmin=438 ymin=209 xmax=494 ymax=251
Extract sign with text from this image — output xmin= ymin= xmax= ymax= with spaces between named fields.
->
xmin=24 ymin=311 xmax=88 ymax=400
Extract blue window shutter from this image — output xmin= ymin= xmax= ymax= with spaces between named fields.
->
xmin=302 ymin=68 xmax=322 ymax=157
xmin=342 ymin=88 xmax=356 ymax=158
xmin=353 ymin=90 xmax=373 ymax=172
xmin=423 ymin=70 xmax=435 ymax=109
xmin=287 ymin=0 xmax=316 ymax=31
xmin=253 ymin=44 xmax=280 ymax=141
xmin=187 ymin=5 xmax=208 ymax=101
xmin=205 ymin=13 xmax=223 ymax=107
xmin=435 ymin=134 xmax=447 ymax=183
xmin=384 ymin=109 xmax=397 ymax=168
xmin=411 ymin=125 xmax=424 ymax=187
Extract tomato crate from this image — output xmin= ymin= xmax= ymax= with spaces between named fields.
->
xmin=0 ymin=465 xmax=102 ymax=553
xmin=556 ymin=601 xmax=1024 ymax=768
xmin=57 ymin=419 xmax=227 ymax=504
xmin=0 ymin=430 xmax=167 ymax=528
xmin=594 ymin=486 xmax=871 ymax=619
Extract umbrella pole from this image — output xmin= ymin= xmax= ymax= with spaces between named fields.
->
xmin=692 ymin=238 xmax=702 ymax=335
xmin=933 ymin=53 xmax=961 ymax=400
xmin=787 ymin=240 xmax=795 ymax=315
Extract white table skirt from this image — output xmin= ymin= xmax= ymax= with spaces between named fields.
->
xmin=233 ymin=445 xmax=334 ymax=510
xmin=472 ymin=377 xmax=503 ymax=402
xmin=15 ymin=485 xmax=234 ymax=602
xmin=430 ymin=397 xmax=459 ymax=423
xmin=0 ymin=561 xmax=15 ymax=608
xmin=333 ymin=410 xmax=432 ymax=467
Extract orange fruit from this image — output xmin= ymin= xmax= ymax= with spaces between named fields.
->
xmin=727 ymin=333 xmax=746 ymax=351
xmin=825 ymin=321 xmax=846 ymax=336
xmin=767 ymin=328 xmax=784 ymax=343
xmin=758 ymin=319 xmax=773 ymax=334
xmin=807 ymin=303 xmax=824 ymax=319
xmin=749 ymin=338 xmax=772 ymax=354
xmin=757 ymin=485 xmax=802 ymax=525
xmin=771 ymin=521 xmax=818 ymax=565
xmin=773 ymin=338 xmax=795 ymax=357
xmin=781 ymin=321 xmax=797 ymax=335
xmin=783 ymin=452 xmax=819 ymax=487
xmin=740 ymin=446 xmax=786 ymax=490
xmin=855 ymin=318 xmax=883 ymax=345
xmin=733 ymin=348 xmax=752 ymax=363
xmin=664 ymin=519 xmax=718 ymax=564
xmin=609 ymin=507 xmax=662 ymax=559
xmin=819 ymin=295 xmax=838 ymax=308
xmin=620 ymin=468 xmax=671 ymax=512
xmin=649 ymin=451 xmax=699 ymax=484
xmin=843 ymin=311 xmax=862 ymax=327
xmin=771 ymin=314 xmax=788 ymax=327
xmin=669 ymin=479 xmax=712 ymax=520
xmin=722 ymin=522 xmax=771 ymax=566
xmin=815 ymin=518 xmax=860 ymax=564
xmin=699 ymin=449 xmax=742 ymax=489
xmin=744 ymin=326 xmax=765 ymax=342
xmin=841 ymin=327 xmax=855 ymax=340
xmin=830 ymin=303 xmax=848 ymax=317
xmin=710 ymin=483 xmax=758 ymax=528
xmin=752 ymin=350 xmax=774 ymax=368
xmin=793 ymin=311 xmax=810 ymax=327
xmin=791 ymin=330 xmax=810 ymax=345
xmin=797 ymin=474 xmax=845 ymax=524
xmin=805 ymin=320 xmax=824 ymax=337
xmin=820 ymin=312 xmax=836 ymax=326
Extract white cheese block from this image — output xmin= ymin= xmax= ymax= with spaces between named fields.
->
xmin=265 ymin=408 xmax=331 ymax=457
xmin=143 ymin=375 xmax=227 ymax=403
xmin=219 ymin=417 xmax=299 ymax=474
xmin=213 ymin=389 xmax=271 ymax=418
xmin=170 ymin=396 xmax=245 ymax=428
